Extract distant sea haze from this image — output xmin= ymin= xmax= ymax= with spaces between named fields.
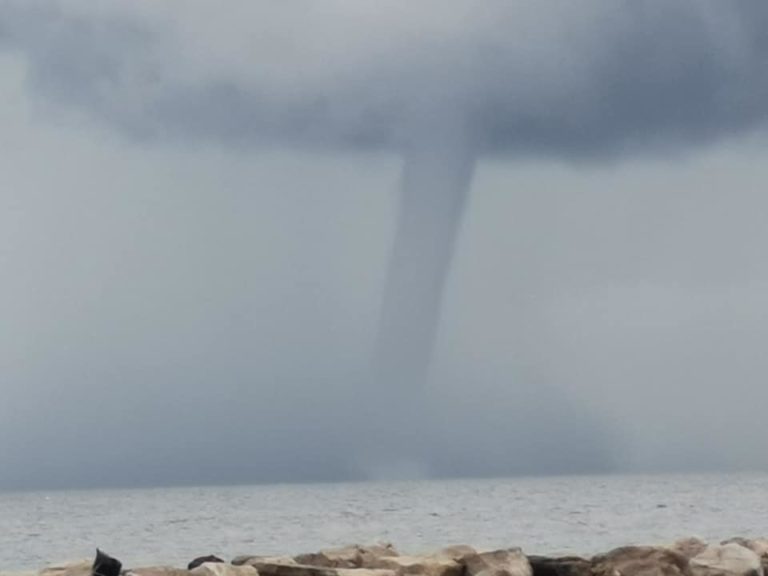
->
xmin=3 ymin=474 xmax=768 ymax=571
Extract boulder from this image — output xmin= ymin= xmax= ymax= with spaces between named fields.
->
xmin=748 ymin=540 xmax=768 ymax=561
xmin=337 ymin=571 xmax=399 ymax=576
xmin=464 ymin=549 xmax=533 ymax=576
xmin=671 ymin=540 xmax=709 ymax=560
xmin=592 ymin=546 xmax=689 ymax=576
xmin=721 ymin=540 xmax=768 ymax=559
xmin=230 ymin=559 xmax=392 ymax=576
xmin=232 ymin=559 xmax=297 ymax=570
xmin=366 ymin=556 xmax=461 ymax=576
xmin=39 ymin=560 xmax=93 ymax=576
xmin=689 ymin=544 xmax=762 ymax=576
xmin=191 ymin=564 xmax=258 ymax=576
xmin=430 ymin=547 xmax=478 ymax=562
xmin=294 ymin=551 xmax=357 ymax=570
xmin=235 ymin=563 xmax=310 ymax=576
xmin=527 ymin=556 xmax=591 ymax=576
xmin=124 ymin=567 xmax=191 ymax=576
xmin=295 ymin=545 xmax=399 ymax=569
xmin=721 ymin=541 xmax=754 ymax=552
xmin=188 ymin=558 xmax=225 ymax=571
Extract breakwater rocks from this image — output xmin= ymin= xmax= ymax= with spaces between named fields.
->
xmin=6 ymin=538 xmax=768 ymax=576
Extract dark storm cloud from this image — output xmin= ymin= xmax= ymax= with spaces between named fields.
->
xmin=2 ymin=1 xmax=768 ymax=156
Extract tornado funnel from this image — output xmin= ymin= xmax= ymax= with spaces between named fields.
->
xmin=374 ymin=137 xmax=476 ymax=392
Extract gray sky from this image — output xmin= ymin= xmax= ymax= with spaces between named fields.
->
xmin=1 ymin=1 xmax=768 ymax=490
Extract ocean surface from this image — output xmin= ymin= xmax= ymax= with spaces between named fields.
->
xmin=2 ymin=474 xmax=768 ymax=571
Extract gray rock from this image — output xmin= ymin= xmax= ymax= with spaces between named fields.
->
xmin=124 ymin=567 xmax=191 ymax=576
xmin=38 ymin=560 xmax=93 ymax=576
xmin=231 ymin=560 xmax=392 ymax=576
xmin=188 ymin=558 xmax=225 ymax=571
xmin=366 ymin=556 xmax=461 ymax=576
xmin=464 ymin=549 xmax=533 ymax=576
xmin=670 ymin=539 xmax=709 ymax=560
xmin=232 ymin=559 xmax=297 ymax=570
xmin=429 ymin=547 xmax=478 ymax=563
xmin=689 ymin=544 xmax=762 ymax=576
xmin=295 ymin=545 xmax=399 ymax=569
xmin=190 ymin=564 xmax=258 ymax=576
xmin=592 ymin=546 xmax=689 ymax=576
xmin=721 ymin=540 xmax=768 ymax=560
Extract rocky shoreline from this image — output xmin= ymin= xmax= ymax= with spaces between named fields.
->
xmin=5 ymin=539 xmax=767 ymax=576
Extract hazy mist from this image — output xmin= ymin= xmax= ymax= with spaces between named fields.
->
xmin=1 ymin=1 xmax=768 ymax=490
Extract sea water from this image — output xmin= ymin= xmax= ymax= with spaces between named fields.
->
xmin=2 ymin=474 xmax=767 ymax=570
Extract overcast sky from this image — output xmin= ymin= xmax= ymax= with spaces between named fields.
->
xmin=2 ymin=1 xmax=768 ymax=490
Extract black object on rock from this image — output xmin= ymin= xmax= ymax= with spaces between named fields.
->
xmin=93 ymin=549 xmax=123 ymax=576
xmin=188 ymin=556 xmax=226 ymax=570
